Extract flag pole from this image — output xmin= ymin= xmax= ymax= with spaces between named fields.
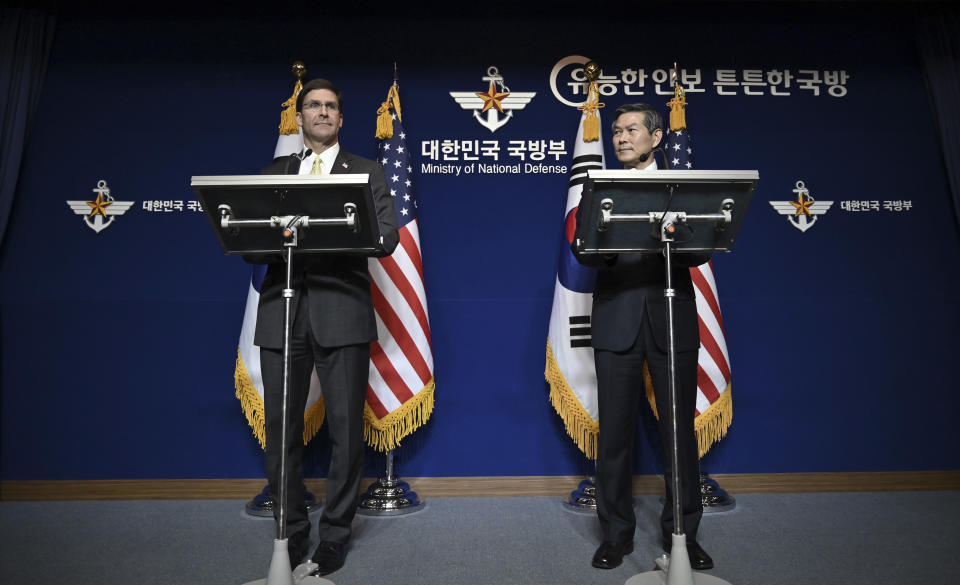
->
xmin=668 ymin=62 xmax=735 ymax=516
xmin=359 ymin=70 xmax=426 ymax=517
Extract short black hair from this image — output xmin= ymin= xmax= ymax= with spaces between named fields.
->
xmin=296 ymin=78 xmax=343 ymax=113
xmin=612 ymin=103 xmax=663 ymax=134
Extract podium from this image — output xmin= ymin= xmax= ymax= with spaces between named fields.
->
xmin=576 ymin=169 xmax=757 ymax=585
xmin=193 ymin=174 xmax=385 ymax=256
xmin=192 ymin=173 xmax=386 ymax=585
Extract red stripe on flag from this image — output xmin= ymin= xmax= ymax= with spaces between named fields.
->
xmin=690 ymin=265 xmax=725 ymax=331
xmin=366 ymin=383 xmax=389 ymax=419
xmin=697 ymin=364 xmax=721 ymax=404
xmin=399 ymin=226 xmax=423 ymax=279
xmin=369 ymin=340 xmax=415 ymax=403
xmin=371 ymin=280 xmax=433 ymax=385
xmin=375 ymin=255 xmax=432 ymax=348
xmin=698 ymin=316 xmax=731 ymax=382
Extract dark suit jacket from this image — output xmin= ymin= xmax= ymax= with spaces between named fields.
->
xmin=247 ymin=148 xmax=399 ymax=349
xmin=573 ymin=207 xmax=710 ymax=353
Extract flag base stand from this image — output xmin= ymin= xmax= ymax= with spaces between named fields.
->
xmin=241 ymin=539 xmax=336 ymax=585
xmin=699 ymin=474 xmax=735 ymax=514
xmin=246 ymin=484 xmax=321 ymax=517
xmin=625 ymin=534 xmax=731 ymax=585
xmin=357 ymin=449 xmax=424 ymax=516
xmin=563 ymin=477 xmax=597 ymax=513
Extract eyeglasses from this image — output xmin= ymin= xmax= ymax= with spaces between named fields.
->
xmin=302 ymin=101 xmax=339 ymax=113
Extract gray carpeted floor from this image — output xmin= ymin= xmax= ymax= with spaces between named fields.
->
xmin=2 ymin=491 xmax=958 ymax=585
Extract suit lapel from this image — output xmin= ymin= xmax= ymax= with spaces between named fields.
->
xmin=331 ymin=148 xmax=351 ymax=174
xmin=284 ymin=154 xmax=300 ymax=175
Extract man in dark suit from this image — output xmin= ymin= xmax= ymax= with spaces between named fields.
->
xmin=249 ymin=78 xmax=398 ymax=576
xmin=574 ymin=103 xmax=713 ymax=571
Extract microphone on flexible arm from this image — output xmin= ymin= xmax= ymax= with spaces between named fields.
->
xmin=638 ymin=147 xmax=670 ymax=169
xmin=645 ymin=147 xmax=686 ymax=242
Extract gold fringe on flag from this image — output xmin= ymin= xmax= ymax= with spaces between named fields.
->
xmin=693 ymin=386 xmax=733 ymax=457
xmin=375 ymin=85 xmax=403 ymax=140
xmin=643 ymin=363 xmax=733 ymax=458
xmin=234 ymin=348 xmax=326 ymax=448
xmin=364 ymin=377 xmax=435 ymax=452
xmin=279 ymin=80 xmax=303 ymax=136
xmin=577 ymin=80 xmax=605 ymax=143
xmin=545 ymin=340 xmax=599 ymax=459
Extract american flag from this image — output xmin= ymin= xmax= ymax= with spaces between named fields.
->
xmin=365 ymin=100 xmax=435 ymax=451
xmin=664 ymin=126 xmax=734 ymax=456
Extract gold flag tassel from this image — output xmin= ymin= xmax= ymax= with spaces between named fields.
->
xmin=577 ymin=61 xmax=605 ymax=143
xmin=667 ymin=84 xmax=687 ymax=133
xmin=376 ymin=84 xmax=402 ymax=139
xmin=279 ymin=79 xmax=303 ymax=135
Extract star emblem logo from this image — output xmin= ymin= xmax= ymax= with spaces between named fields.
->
xmin=86 ymin=193 xmax=113 ymax=218
xmin=790 ymin=193 xmax=815 ymax=217
xmin=67 ymin=179 xmax=135 ymax=234
xmin=450 ymin=66 xmax=536 ymax=133
xmin=475 ymin=81 xmax=509 ymax=114
xmin=769 ymin=181 xmax=834 ymax=233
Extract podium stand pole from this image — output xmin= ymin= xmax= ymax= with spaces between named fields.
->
xmin=277 ymin=239 xmax=295 ymax=544
xmin=241 ymin=234 xmax=339 ymax=585
xmin=626 ymin=223 xmax=733 ymax=585
xmin=627 ymin=235 xmax=731 ymax=585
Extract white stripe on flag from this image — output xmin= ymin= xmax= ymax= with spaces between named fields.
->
xmin=696 ymin=295 xmax=729 ymax=367
xmin=239 ymin=279 xmax=263 ymax=393
xmin=697 ymin=349 xmax=728 ymax=396
xmin=368 ymin=357 xmax=403 ymax=412
xmin=372 ymin=310 xmax=429 ymax=395
xmin=386 ymin=230 xmax=430 ymax=321
xmin=695 ymin=390 xmax=713 ymax=415
xmin=370 ymin=263 xmax=432 ymax=368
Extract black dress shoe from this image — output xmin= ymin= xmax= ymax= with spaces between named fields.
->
xmin=662 ymin=539 xmax=714 ymax=570
xmin=287 ymin=525 xmax=311 ymax=568
xmin=310 ymin=540 xmax=347 ymax=576
xmin=591 ymin=540 xmax=634 ymax=569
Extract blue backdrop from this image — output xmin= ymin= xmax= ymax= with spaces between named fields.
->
xmin=2 ymin=4 xmax=958 ymax=481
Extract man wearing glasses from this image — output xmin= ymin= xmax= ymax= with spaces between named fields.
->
xmin=249 ymin=78 xmax=398 ymax=576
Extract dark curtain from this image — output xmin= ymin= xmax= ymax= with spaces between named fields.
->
xmin=916 ymin=4 xmax=960 ymax=230
xmin=0 ymin=7 xmax=57 ymax=251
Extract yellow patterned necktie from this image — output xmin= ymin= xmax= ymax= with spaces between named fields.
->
xmin=310 ymin=156 xmax=323 ymax=175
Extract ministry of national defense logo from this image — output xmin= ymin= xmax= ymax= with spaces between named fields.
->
xmin=450 ymin=66 xmax=536 ymax=133
xmin=769 ymin=180 xmax=834 ymax=233
xmin=67 ymin=179 xmax=135 ymax=233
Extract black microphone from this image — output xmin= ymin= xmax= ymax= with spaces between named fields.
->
xmin=298 ymin=148 xmax=313 ymax=160
xmin=639 ymin=147 xmax=670 ymax=169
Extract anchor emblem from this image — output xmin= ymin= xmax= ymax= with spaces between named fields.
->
xmin=67 ymin=179 xmax=135 ymax=234
xmin=769 ymin=181 xmax=834 ymax=233
xmin=450 ymin=66 xmax=536 ymax=133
